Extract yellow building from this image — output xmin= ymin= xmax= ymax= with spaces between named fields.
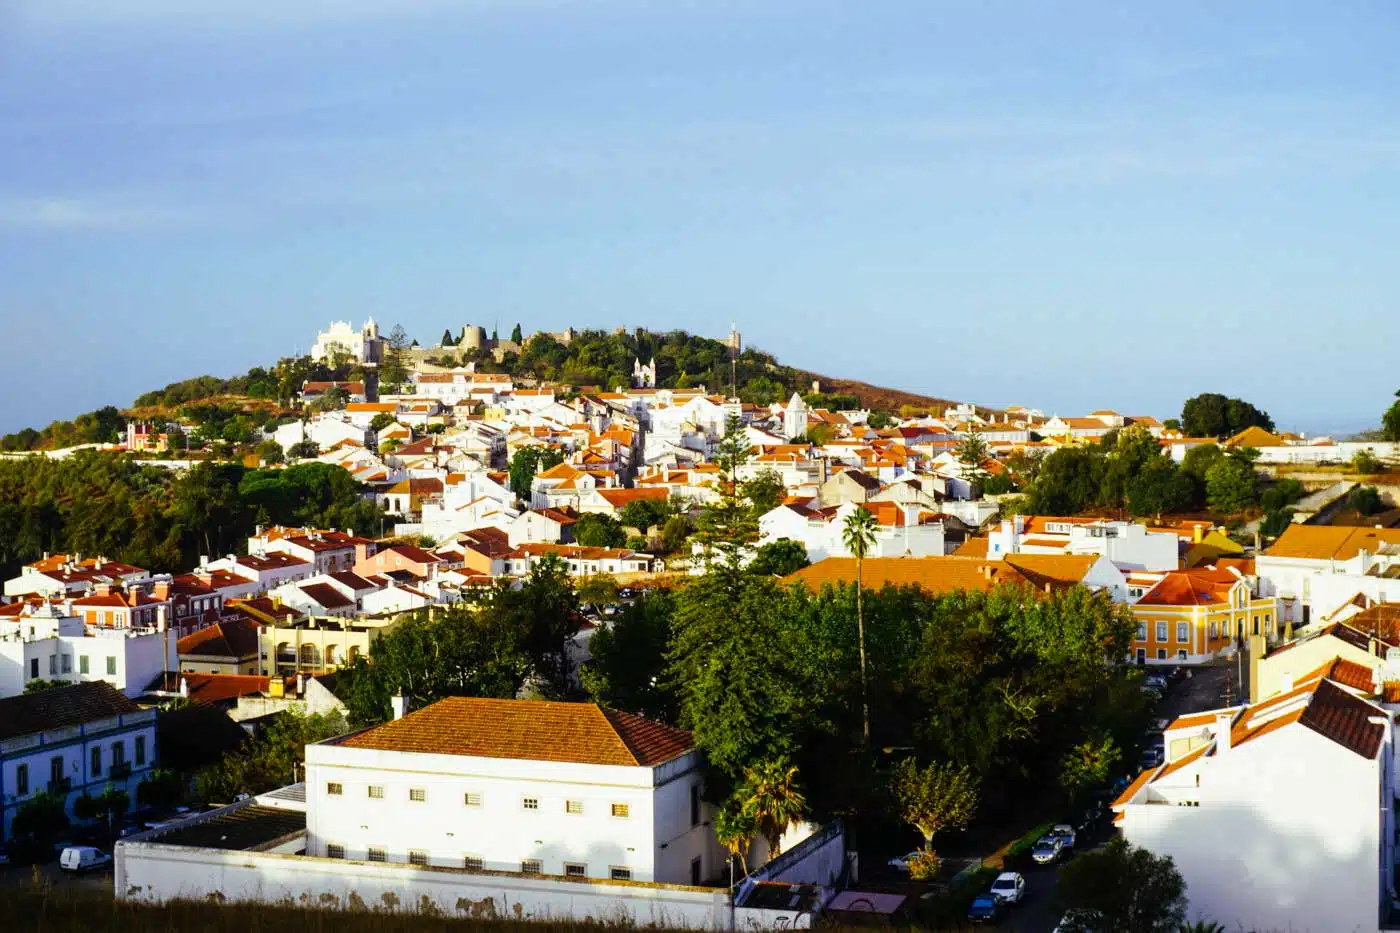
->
xmin=1130 ymin=568 xmax=1280 ymax=665
xmin=257 ymin=615 xmax=404 ymax=675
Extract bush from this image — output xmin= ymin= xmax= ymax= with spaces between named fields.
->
xmin=907 ymin=849 xmax=942 ymax=881
xmin=1354 ymin=450 xmax=1384 ymax=474
xmin=1348 ymin=485 xmax=1384 ymax=516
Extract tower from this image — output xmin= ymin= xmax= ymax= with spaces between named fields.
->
xmin=784 ymin=392 xmax=808 ymax=440
xmin=632 ymin=357 xmax=657 ymax=389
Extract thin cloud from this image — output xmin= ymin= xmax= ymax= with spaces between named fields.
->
xmin=0 ymin=197 xmax=204 ymax=232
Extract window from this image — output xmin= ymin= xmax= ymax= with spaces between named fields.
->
xmin=464 ymin=792 xmax=481 ymax=807
xmin=611 ymin=803 xmax=630 ymax=818
xmin=1176 ymin=622 xmax=1188 ymax=644
xmin=91 ymin=746 xmax=102 ymax=776
xmin=16 ymin=763 xmax=30 ymax=796
xmin=106 ymin=656 xmax=117 ymax=675
xmin=521 ymin=859 xmax=542 ymax=874
xmin=327 ymin=782 xmax=343 ymax=796
xmin=1135 ymin=621 xmax=1147 ymax=641
xmin=326 ymin=844 xmax=345 ymax=859
xmin=368 ymin=785 xmax=384 ymax=799
xmin=61 ymin=654 xmax=72 ymax=674
xmin=564 ymin=863 xmax=587 ymax=878
xmin=1155 ymin=621 xmax=1167 ymax=642
xmin=464 ymin=856 xmax=484 ymax=871
xmin=79 ymin=655 xmax=89 ymax=675
xmin=49 ymin=654 xmax=57 ymax=675
xmin=50 ymin=756 xmax=64 ymax=783
xmin=690 ymin=785 xmax=701 ymax=827
xmin=30 ymin=658 xmax=38 ymax=680
xmin=1177 ymin=650 xmax=1188 ymax=661
xmin=367 ymin=847 xmax=386 ymax=862
xmin=610 ymin=867 xmax=632 ymax=881
xmin=1156 ymin=649 xmax=1167 ymax=660
xmin=409 ymin=850 xmax=428 ymax=866
xmin=409 ymin=788 xmax=426 ymax=803
xmin=135 ymin=736 xmax=147 ymax=766
xmin=1209 ymin=622 xmax=1218 ymax=639
xmin=112 ymin=741 xmax=126 ymax=766
xmin=522 ymin=796 xmax=539 ymax=810
xmin=1253 ymin=616 xmax=1260 ymax=636
xmin=565 ymin=800 xmax=583 ymax=815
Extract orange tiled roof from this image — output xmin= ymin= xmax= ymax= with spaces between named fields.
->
xmin=784 ymin=555 xmax=1092 ymax=596
xmin=1265 ymin=525 xmax=1400 ymax=562
xmin=1135 ymin=568 xmax=1241 ymax=607
xmin=339 ymin=697 xmax=693 ymax=767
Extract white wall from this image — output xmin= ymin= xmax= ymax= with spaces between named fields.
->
xmin=304 ymin=743 xmax=718 ymax=885
xmin=1121 ymin=726 xmax=1385 ymax=933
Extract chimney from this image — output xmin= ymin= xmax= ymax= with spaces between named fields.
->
xmin=1215 ymin=711 xmax=1233 ymax=755
xmin=95 ymin=583 xmax=112 ymax=597
xmin=179 ymin=676 xmax=189 ymax=699
xmin=296 ymin=673 xmax=306 ymax=698
xmin=153 ymin=582 xmax=171 ymax=601
xmin=156 ymin=605 xmax=168 ymax=632
xmin=391 ymin=692 xmax=409 ymax=721
xmin=1193 ymin=524 xmax=1204 ymax=544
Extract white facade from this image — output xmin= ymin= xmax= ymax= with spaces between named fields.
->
xmin=0 ymin=606 xmax=177 ymax=699
xmin=311 ymin=319 xmax=383 ymax=363
xmin=1117 ymin=702 xmax=1392 ymax=933
xmin=1256 ymin=550 xmax=1400 ymax=629
xmin=988 ymin=516 xmax=1180 ymax=572
xmin=758 ymin=502 xmax=947 ymax=564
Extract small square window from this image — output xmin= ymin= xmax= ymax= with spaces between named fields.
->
xmin=326 ymin=843 xmax=345 ymax=859
xmin=106 ymin=656 xmax=117 ymax=675
xmin=409 ymin=788 xmax=426 ymax=803
xmin=368 ymin=847 xmax=386 ymax=863
xmin=368 ymin=785 xmax=384 ymax=799
xmin=523 ymin=797 xmax=539 ymax=810
xmin=464 ymin=792 xmax=481 ymax=807
xmin=521 ymin=859 xmax=542 ymax=874
xmin=564 ymin=863 xmax=587 ymax=878
xmin=327 ymin=782 xmax=343 ymax=796
xmin=611 ymin=803 xmax=629 ymax=818
xmin=464 ymin=856 xmax=484 ymax=871
xmin=610 ymin=866 xmax=632 ymax=881
xmin=1156 ymin=649 xmax=1167 ymax=660
xmin=565 ymin=800 xmax=583 ymax=815
xmin=409 ymin=850 xmax=428 ymax=866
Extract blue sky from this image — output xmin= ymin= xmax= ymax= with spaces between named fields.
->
xmin=2 ymin=0 xmax=1397 ymax=435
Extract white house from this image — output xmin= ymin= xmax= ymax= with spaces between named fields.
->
xmin=274 ymin=416 xmax=372 ymax=455
xmin=988 ymin=516 xmax=1180 ymax=572
xmin=0 ymin=681 xmax=158 ymax=839
xmin=0 ymin=602 xmax=178 ymax=699
xmin=1113 ymin=673 xmax=1395 ymax=933
xmin=305 ymin=697 xmax=726 ymax=885
xmin=1256 ymin=526 xmax=1400 ymax=629
xmin=311 ymin=319 xmax=384 ymax=364
xmin=758 ymin=500 xmax=947 ymax=564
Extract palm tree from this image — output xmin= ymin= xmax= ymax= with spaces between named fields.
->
xmin=740 ymin=759 xmax=807 ymax=860
xmin=713 ymin=802 xmax=758 ymax=878
xmin=841 ymin=505 xmax=878 ymax=748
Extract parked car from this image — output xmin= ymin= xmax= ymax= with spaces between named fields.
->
xmin=1139 ymin=683 xmax=1164 ymax=700
xmin=1053 ymin=908 xmax=1106 ymax=932
xmin=1049 ymin=824 xmax=1077 ymax=850
xmin=988 ymin=871 xmax=1027 ymax=905
xmin=1143 ymin=731 xmax=1165 ymax=749
xmin=1139 ymin=746 xmax=1164 ymax=768
xmin=1143 ymin=674 xmax=1168 ymax=691
xmin=1031 ymin=835 xmax=1064 ymax=865
xmin=887 ymin=850 xmax=921 ymax=873
xmin=59 ymin=846 xmax=112 ymax=873
xmin=967 ymin=894 xmax=1006 ymax=924
xmin=617 ymin=587 xmax=636 ymax=599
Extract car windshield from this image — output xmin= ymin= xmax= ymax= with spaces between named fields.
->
xmin=972 ymin=896 xmax=996 ymax=908
xmin=992 ymin=879 xmax=1014 ymax=890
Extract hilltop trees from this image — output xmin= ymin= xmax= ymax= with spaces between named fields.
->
xmin=1384 ymin=390 xmax=1400 ymax=442
xmin=1180 ymin=393 xmax=1274 ymax=440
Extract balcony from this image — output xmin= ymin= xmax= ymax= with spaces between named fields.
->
xmin=109 ymin=762 xmax=132 ymax=780
xmin=48 ymin=776 xmax=72 ymax=793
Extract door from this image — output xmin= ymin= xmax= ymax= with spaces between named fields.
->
xmin=690 ymin=856 xmax=702 ymax=886
xmin=1135 ymin=648 xmax=1146 ymax=664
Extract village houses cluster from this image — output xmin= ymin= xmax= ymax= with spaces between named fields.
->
xmin=3 ymin=320 xmax=1400 ymax=931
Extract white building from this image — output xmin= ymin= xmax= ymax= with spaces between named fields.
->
xmin=0 ymin=602 xmax=178 ymax=699
xmin=1256 ymin=526 xmax=1400 ymax=629
xmin=1113 ymin=673 xmax=1394 ymax=933
xmin=305 ymin=697 xmax=725 ymax=885
xmin=988 ymin=516 xmax=1180 ymax=572
xmin=311 ymin=319 xmax=385 ymax=364
xmin=0 ymin=681 xmax=158 ymax=838
xmin=758 ymin=501 xmax=947 ymax=564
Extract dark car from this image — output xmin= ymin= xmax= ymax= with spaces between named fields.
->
xmin=968 ymin=894 xmax=1005 ymax=924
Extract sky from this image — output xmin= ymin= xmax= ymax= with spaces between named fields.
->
xmin=1 ymin=1 xmax=1397 ymax=436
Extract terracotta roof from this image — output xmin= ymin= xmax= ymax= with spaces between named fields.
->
xmin=298 ymin=583 xmax=355 ymax=610
xmin=374 ymin=544 xmax=444 ymax=566
xmin=1111 ymin=766 xmax=1160 ymax=809
xmin=148 ymin=673 xmax=289 ymax=705
xmin=1294 ymin=679 xmax=1386 ymax=759
xmin=177 ymin=619 xmax=260 ymax=660
xmin=594 ymin=487 xmax=671 ymax=508
xmin=1224 ymin=426 xmax=1285 ymax=448
xmin=1298 ymin=657 xmax=1378 ymax=693
xmin=1135 ymin=568 xmax=1241 ymax=607
xmin=1154 ymin=743 xmax=1210 ymax=780
xmin=1345 ymin=605 xmax=1400 ymax=643
xmin=1166 ymin=710 xmax=1227 ymax=731
xmin=1265 ymin=525 xmax=1400 ymax=562
xmin=338 ymin=697 xmax=694 ymax=767
xmin=784 ymin=555 xmax=1089 ymax=596
xmin=0 ymin=682 xmax=142 ymax=741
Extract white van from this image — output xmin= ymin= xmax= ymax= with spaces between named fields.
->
xmin=58 ymin=846 xmax=112 ymax=873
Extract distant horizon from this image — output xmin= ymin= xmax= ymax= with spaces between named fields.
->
xmin=0 ymin=319 xmax=1382 ymax=442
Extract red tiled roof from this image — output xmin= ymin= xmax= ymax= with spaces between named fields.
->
xmin=299 ymin=583 xmax=355 ymax=610
xmin=339 ymin=697 xmax=694 ymax=767
xmin=177 ymin=619 xmax=260 ymax=660
xmin=0 ymin=682 xmax=142 ymax=741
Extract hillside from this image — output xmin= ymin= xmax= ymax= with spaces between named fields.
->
xmin=1 ymin=327 xmax=984 ymax=450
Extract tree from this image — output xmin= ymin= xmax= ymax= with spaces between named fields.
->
xmin=1348 ymin=485 xmax=1384 ymax=516
xmin=867 ymin=411 xmax=895 ymax=429
xmin=889 ymin=758 xmax=979 ymax=850
xmin=1181 ymin=393 xmax=1273 ymax=439
xmin=740 ymin=469 xmax=786 ymax=517
xmin=24 ymin=678 xmax=66 ymax=693
xmin=196 ymin=710 xmax=350 ymax=802
xmin=508 ymin=447 xmax=564 ymax=502
xmin=714 ymin=798 xmax=760 ymax=878
xmin=1354 ymin=449 xmax=1384 ymax=475
xmin=1126 ymin=458 xmax=1195 ymax=518
xmin=661 ymin=514 xmax=691 ymax=553
xmin=748 ymin=539 xmax=810 ymax=577
xmin=440 ymin=328 xmax=456 ymax=347
xmin=1057 ymin=838 xmax=1187 ymax=933
xmin=1179 ymin=443 xmax=1224 ymax=486
xmin=369 ymin=412 xmax=396 ymax=433
xmin=582 ymin=591 xmax=677 ymax=722
xmin=1162 ymin=418 xmax=1181 ymax=431
xmin=10 ymin=790 xmax=69 ymax=851
xmin=956 ymin=430 xmax=990 ymax=483
xmin=1024 ymin=446 xmax=1105 ymax=515
xmin=511 ymin=323 xmax=523 ymax=343
xmin=287 ymin=440 xmax=320 ymax=460
xmin=136 ymin=769 xmax=183 ymax=810
xmin=1382 ymin=390 xmax=1400 ymax=443
xmin=1204 ymin=458 xmax=1259 ymax=513
xmin=256 ymin=440 xmax=284 ymax=465
xmin=841 ymin=505 xmax=878 ymax=748
xmin=1059 ymin=735 xmax=1120 ymax=807
xmin=379 ymin=324 xmax=412 ymax=390
xmin=739 ymin=758 xmax=807 ymax=859
xmin=574 ymin=513 xmax=627 ymax=549
xmin=620 ymin=497 xmax=670 ymax=532
xmin=313 ymin=384 xmax=350 ymax=412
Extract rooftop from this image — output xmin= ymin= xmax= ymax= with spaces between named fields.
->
xmin=0 ymin=681 xmax=143 ymax=741
xmin=140 ymin=805 xmax=306 ymax=851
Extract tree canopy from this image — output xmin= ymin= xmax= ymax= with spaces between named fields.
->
xmin=1180 ymin=393 xmax=1274 ymax=439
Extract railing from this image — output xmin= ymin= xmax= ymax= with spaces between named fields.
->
xmin=48 ymin=776 xmax=72 ymax=793
xmin=109 ymin=762 xmax=132 ymax=779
